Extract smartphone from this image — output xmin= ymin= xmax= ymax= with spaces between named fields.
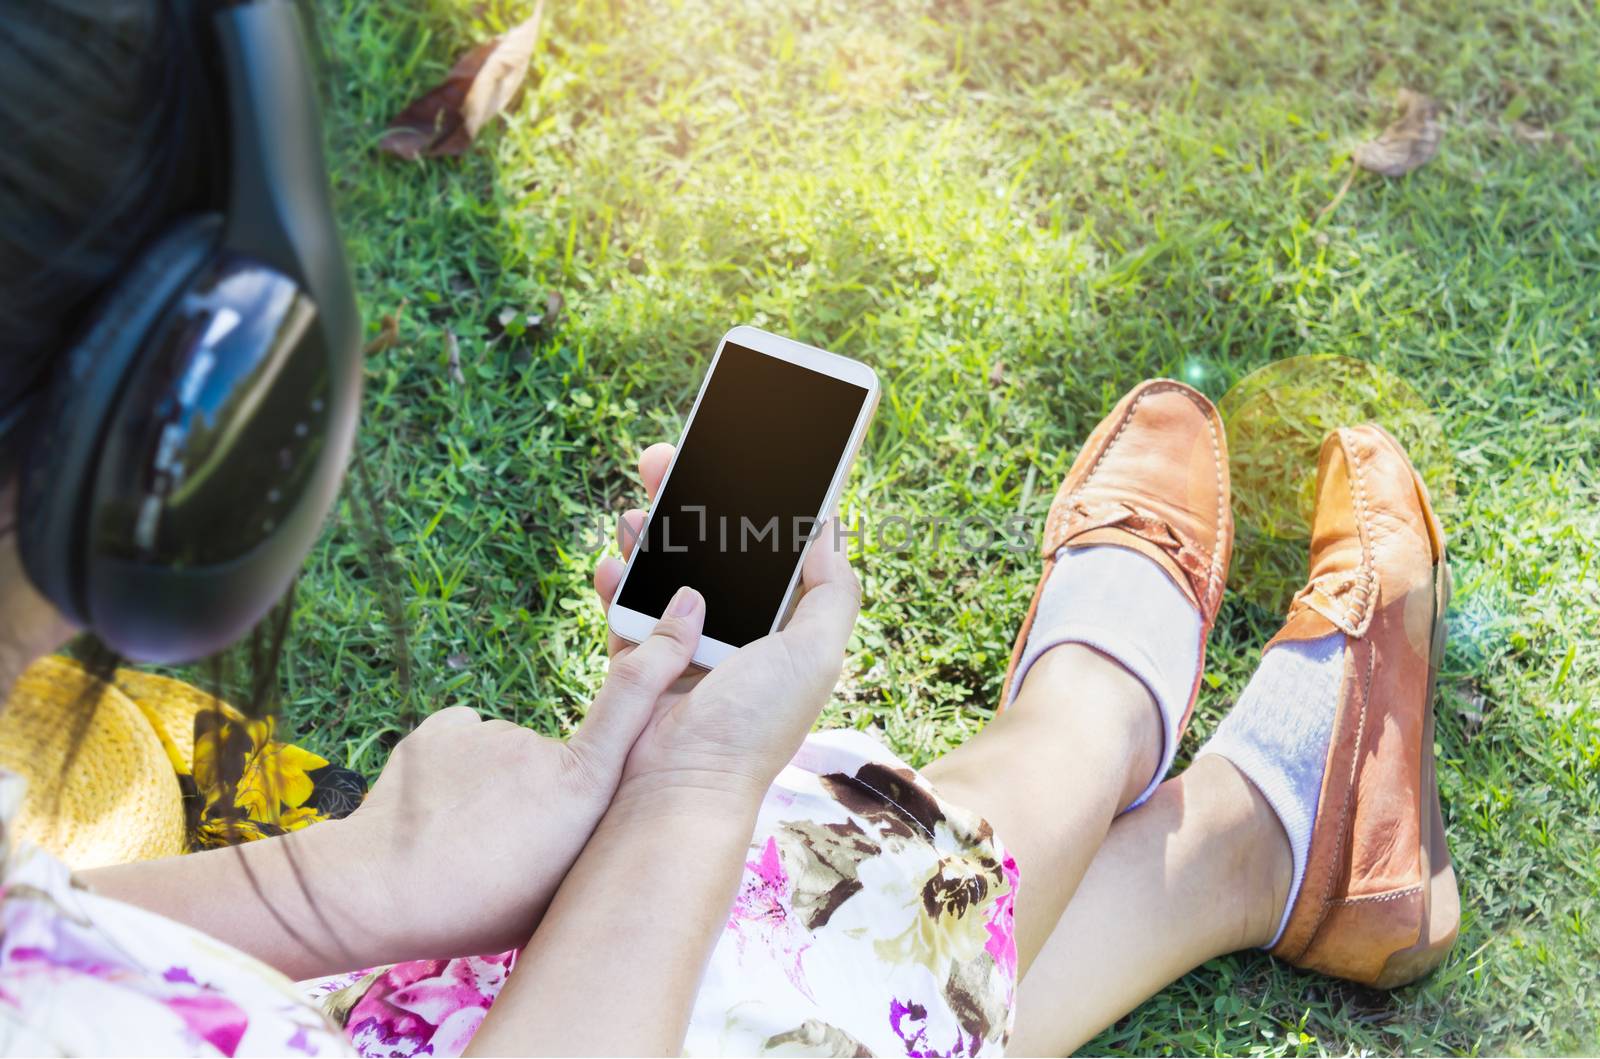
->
xmin=607 ymin=326 xmax=880 ymax=668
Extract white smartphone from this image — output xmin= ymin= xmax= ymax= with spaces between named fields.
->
xmin=607 ymin=326 xmax=880 ymax=668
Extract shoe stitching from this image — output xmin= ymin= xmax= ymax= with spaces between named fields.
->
xmin=1202 ymin=393 xmax=1226 ymax=614
xmin=1288 ymin=431 xmax=1379 ymax=634
xmin=1060 ymin=381 xmax=1227 ymax=616
xmin=1336 ymin=885 xmax=1424 ymax=907
xmin=1342 ymin=429 xmax=1377 ymax=630
xmin=1073 ymin=388 xmax=1150 ymax=494
xmin=1048 ymin=389 xmax=1147 ymax=548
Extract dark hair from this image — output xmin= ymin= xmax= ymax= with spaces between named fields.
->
xmin=0 ymin=0 xmax=214 ymax=408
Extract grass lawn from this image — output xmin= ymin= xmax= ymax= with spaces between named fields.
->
xmin=280 ymin=0 xmax=1598 ymax=1053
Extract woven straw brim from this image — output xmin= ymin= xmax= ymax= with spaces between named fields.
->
xmin=0 ymin=655 xmax=185 ymax=869
xmin=112 ymin=667 xmax=223 ymax=769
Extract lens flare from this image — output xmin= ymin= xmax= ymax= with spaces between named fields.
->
xmin=1218 ymin=355 xmax=1454 ymax=614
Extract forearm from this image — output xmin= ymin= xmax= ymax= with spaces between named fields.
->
xmin=468 ymin=773 xmax=763 ymax=1057
xmin=80 ymin=815 xmax=399 ymax=981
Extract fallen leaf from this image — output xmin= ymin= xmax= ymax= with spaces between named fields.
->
xmin=1511 ymin=120 xmax=1570 ymax=148
xmin=380 ymin=0 xmax=545 ymax=160
xmin=1353 ymin=89 xmax=1442 ymax=177
xmin=362 ymin=305 xmax=405 ymax=356
xmin=446 ymin=331 xmax=466 ymax=385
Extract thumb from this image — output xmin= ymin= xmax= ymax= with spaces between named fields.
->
xmin=782 ymin=520 xmax=860 ymax=666
xmin=570 ymin=586 xmax=705 ymax=769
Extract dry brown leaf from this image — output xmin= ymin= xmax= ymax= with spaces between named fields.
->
xmin=380 ymin=0 xmax=545 ymax=160
xmin=362 ymin=305 xmax=404 ymax=356
xmin=1353 ymin=89 xmax=1442 ymax=177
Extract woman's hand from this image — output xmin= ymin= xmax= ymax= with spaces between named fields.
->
xmin=332 ymin=589 xmax=708 ymax=964
xmin=592 ymin=444 xmax=861 ymax=802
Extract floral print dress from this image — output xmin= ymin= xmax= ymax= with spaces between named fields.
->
xmin=681 ymin=730 xmax=1019 ymax=1056
xmin=3 ymin=726 xmax=1019 ymax=1057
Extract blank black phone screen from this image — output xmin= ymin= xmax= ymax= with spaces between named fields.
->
xmin=617 ymin=341 xmax=868 ymax=646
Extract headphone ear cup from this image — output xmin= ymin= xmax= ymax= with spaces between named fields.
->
xmin=17 ymin=216 xmax=222 ymax=626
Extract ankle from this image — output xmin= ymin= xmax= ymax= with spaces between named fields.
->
xmin=1015 ymin=643 xmax=1161 ymax=810
xmin=1180 ymin=756 xmax=1294 ymax=950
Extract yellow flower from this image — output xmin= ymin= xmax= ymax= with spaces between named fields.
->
xmin=192 ymin=713 xmax=330 ymax=826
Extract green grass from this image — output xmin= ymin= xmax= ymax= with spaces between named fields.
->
xmin=279 ymin=0 xmax=1599 ymax=1052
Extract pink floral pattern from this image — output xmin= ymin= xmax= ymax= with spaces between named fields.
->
xmin=985 ymin=856 xmax=1021 ymax=986
xmin=0 ymin=775 xmax=349 ymax=1056
xmin=726 ymin=837 xmax=816 ymax=1000
xmin=689 ymin=730 xmax=1019 ymax=1056
xmin=307 ymin=953 xmax=515 ymax=1057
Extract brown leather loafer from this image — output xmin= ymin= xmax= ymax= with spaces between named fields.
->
xmin=1268 ymin=424 xmax=1458 ymax=988
xmin=1000 ymin=379 xmax=1233 ymax=719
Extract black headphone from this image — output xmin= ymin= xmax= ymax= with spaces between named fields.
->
xmin=5 ymin=0 xmax=361 ymax=664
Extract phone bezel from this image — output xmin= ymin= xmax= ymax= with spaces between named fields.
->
xmin=606 ymin=325 xmax=879 ymax=669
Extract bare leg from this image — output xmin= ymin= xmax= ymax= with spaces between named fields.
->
xmin=1007 ymin=755 xmax=1293 ymax=1055
xmin=921 ymin=643 xmax=1161 ymax=972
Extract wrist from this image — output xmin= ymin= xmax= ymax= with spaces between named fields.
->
xmin=298 ymin=812 xmax=416 ymax=957
xmin=603 ymin=765 xmax=767 ymax=832
xmin=621 ymin=730 xmax=792 ymax=806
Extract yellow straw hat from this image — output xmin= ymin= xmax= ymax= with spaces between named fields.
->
xmin=0 ymin=655 xmax=185 ymax=869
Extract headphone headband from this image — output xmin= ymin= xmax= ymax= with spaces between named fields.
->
xmin=216 ymin=3 xmax=355 ymax=330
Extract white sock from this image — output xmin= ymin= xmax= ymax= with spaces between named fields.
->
xmin=1009 ymin=544 xmax=1203 ymax=810
xmin=1196 ymin=634 xmax=1345 ymax=947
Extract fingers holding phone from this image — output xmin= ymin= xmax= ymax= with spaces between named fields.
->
xmin=779 ymin=516 xmax=862 ymax=677
xmin=584 ymin=326 xmax=876 ymax=795
xmin=595 ymin=443 xmax=677 ymax=656
xmin=612 ymin=540 xmax=864 ymax=800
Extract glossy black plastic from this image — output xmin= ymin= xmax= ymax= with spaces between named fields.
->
xmin=90 ymin=256 xmax=327 ymax=568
